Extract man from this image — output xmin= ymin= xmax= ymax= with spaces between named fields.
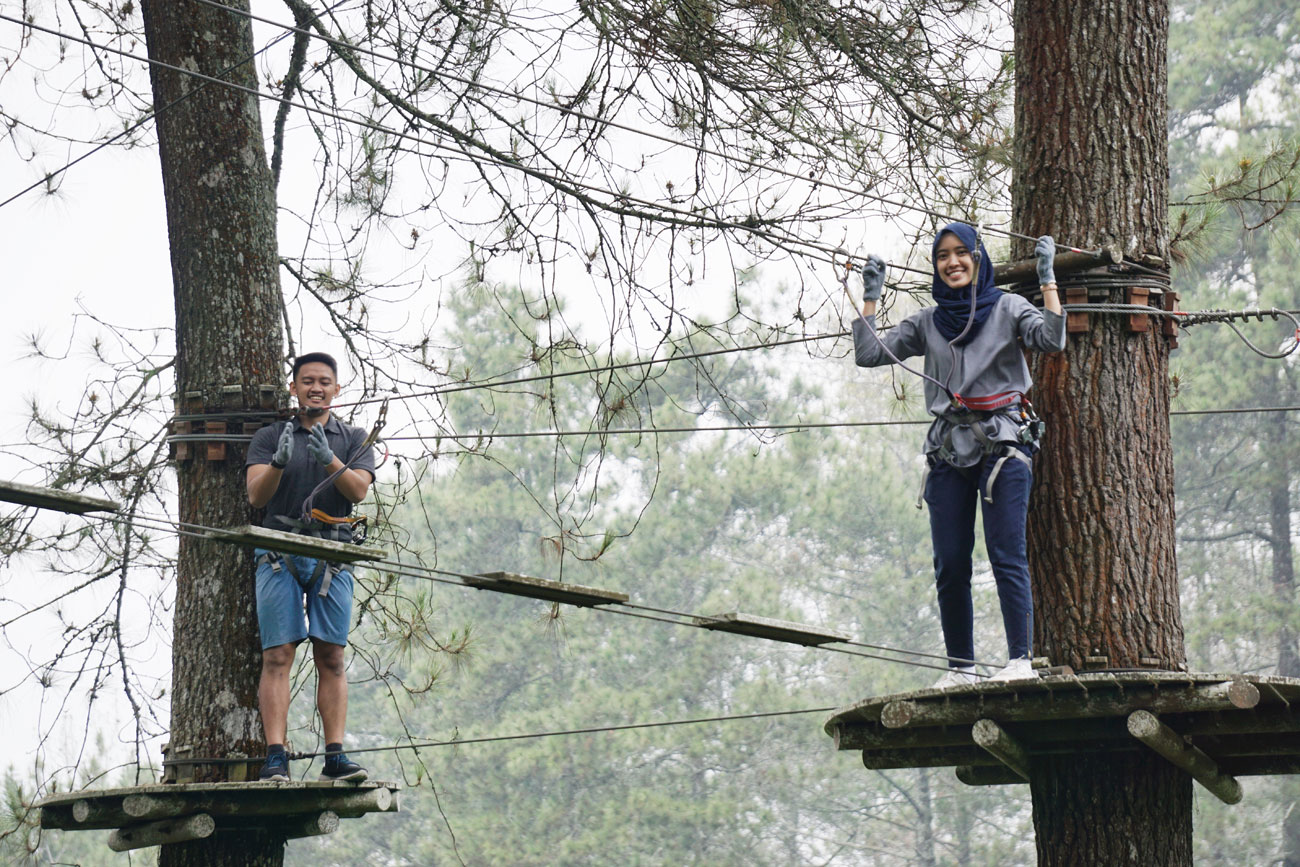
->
xmin=245 ymin=352 xmax=376 ymax=781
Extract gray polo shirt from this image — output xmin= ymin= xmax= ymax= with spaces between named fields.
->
xmin=245 ymin=415 xmax=376 ymax=528
xmin=852 ymin=294 xmax=1066 ymax=467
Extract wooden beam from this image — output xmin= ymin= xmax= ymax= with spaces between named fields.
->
xmin=217 ymin=810 xmax=340 ymax=839
xmin=972 ymin=718 xmax=1031 ymax=781
xmin=881 ymin=679 xmax=1260 ymax=729
xmin=993 ymin=246 xmax=1123 ymax=286
xmin=862 ymin=747 xmax=993 ymax=770
xmin=1127 ymin=710 xmax=1243 ymax=805
xmin=955 ymin=765 xmax=1024 ymax=787
xmin=0 ymin=479 xmax=120 ymax=515
xmin=108 ymin=814 xmax=216 ymax=852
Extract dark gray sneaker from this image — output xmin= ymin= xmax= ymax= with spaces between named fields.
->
xmin=259 ymin=751 xmax=290 ymax=782
xmin=319 ymin=752 xmax=368 ymax=782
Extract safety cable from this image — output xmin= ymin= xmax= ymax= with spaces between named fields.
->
xmin=156 ymin=704 xmax=840 ymax=767
xmin=163 ymin=403 xmax=1300 ymax=448
xmin=85 ymin=508 xmax=993 ymax=673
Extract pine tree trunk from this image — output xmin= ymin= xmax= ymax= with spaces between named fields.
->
xmin=139 ymin=2 xmax=285 ymax=864
xmin=1013 ymin=0 xmax=1191 ymax=863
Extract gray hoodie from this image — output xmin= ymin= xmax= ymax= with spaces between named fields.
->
xmin=852 ymin=294 xmax=1067 ymax=467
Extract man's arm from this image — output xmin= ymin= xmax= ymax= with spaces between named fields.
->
xmin=247 ymin=464 xmax=284 ymax=508
xmin=247 ymin=422 xmax=294 ymax=507
xmin=327 ymin=460 xmax=372 ymax=504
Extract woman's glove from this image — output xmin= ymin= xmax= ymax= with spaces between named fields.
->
xmin=1035 ymin=235 xmax=1057 ymax=286
xmin=861 ymin=255 xmax=886 ymax=302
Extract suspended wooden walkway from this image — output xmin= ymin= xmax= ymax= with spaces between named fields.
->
xmin=37 ymin=779 xmax=399 ymax=852
xmin=825 ymin=671 xmax=1300 ymax=804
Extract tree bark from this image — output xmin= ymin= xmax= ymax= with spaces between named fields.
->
xmin=1013 ymin=0 xmax=1191 ymax=863
xmin=139 ymin=1 xmax=285 ymax=864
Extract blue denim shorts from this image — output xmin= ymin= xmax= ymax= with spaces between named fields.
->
xmin=254 ymin=548 xmax=353 ymax=649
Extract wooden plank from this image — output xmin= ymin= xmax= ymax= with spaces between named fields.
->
xmin=108 ymin=813 xmax=215 ymax=852
xmin=1065 ymin=287 xmax=1090 ymax=333
xmin=206 ymin=525 xmax=386 ymax=563
xmin=0 ymin=479 xmax=119 ymax=514
xmin=1127 ymin=287 xmax=1151 ymax=332
xmin=972 ymin=718 xmax=1031 ymax=781
xmin=466 ymin=571 xmax=628 ymax=607
xmin=1128 ymin=710 xmax=1242 ymax=805
xmin=691 ymin=612 xmax=851 ymax=647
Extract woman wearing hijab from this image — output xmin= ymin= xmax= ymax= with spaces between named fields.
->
xmin=852 ymin=223 xmax=1065 ymax=687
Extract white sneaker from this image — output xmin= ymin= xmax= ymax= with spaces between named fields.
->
xmin=988 ymin=658 xmax=1035 ymax=682
xmin=931 ymin=666 xmax=979 ymax=689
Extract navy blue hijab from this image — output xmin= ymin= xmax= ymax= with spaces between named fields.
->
xmin=930 ymin=222 xmax=1002 ymax=344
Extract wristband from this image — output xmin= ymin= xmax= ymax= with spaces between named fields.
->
xmin=270 ymin=459 xmax=288 ymax=470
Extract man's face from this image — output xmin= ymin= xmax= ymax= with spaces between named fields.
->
xmin=290 ymin=362 xmax=341 ymax=416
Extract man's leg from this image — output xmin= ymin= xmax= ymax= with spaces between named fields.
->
xmin=259 ymin=643 xmax=298 ymax=744
xmin=311 ymin=638 xmax=348 ymax=745
xmin=305 ymin=563 xmax=366 ymax=780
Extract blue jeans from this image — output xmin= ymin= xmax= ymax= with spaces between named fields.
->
xmin=923 ymin=447 xmax=1034 ymax=666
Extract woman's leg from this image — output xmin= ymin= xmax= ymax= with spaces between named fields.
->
xmin=925 ymin=461 xmax=980 ymax=666
xmin=979 ymin=450 xmax=1035 ymax=660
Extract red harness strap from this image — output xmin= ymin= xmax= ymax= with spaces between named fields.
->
xmin=952 ymin=391 xmax=1022 ymax=412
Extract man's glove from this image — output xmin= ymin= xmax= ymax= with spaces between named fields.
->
xmin=1035 ymin=235 xmax=1057 ymax=286
xmin=860 ymin=254 xmax=886 ymax=302
xmin=306 ymin=424 xmax=334 ymax=466
xmin=271 ymin=421 xmax=294 ymax=469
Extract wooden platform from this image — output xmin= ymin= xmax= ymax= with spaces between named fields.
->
xmin=37 ymin=780 xmax=399 ymax=851
xmin=825 ymin=672 xmax=1300 ymax=804
xmin=206 ymin=525 xmax=387 ymax=563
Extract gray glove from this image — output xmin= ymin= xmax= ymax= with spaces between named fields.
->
xmin=306 ymin=423 xmax=334 ymax=466
xmin=270 ymin=421 xmax=294 ymax=469
xmin=860 ymin=254 xmax=886 ymax=302
xmin=1035 ymin=235 xmax=1057 ymax=285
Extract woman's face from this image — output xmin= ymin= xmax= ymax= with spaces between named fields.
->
xmin=934 ymin=232 xmax=976 ymax=289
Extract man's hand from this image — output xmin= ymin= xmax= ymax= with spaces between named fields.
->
xmin=861 ymin=254 xmax=886 ymax=302
xmin=1035 ymin=236 xmax=1057 ymax=286
xmin=271 ymin=421 xmax=294 ymax=469
xmin=307 ymin=424 xmax=334 ymax=466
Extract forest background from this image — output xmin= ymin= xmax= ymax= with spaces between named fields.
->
xmin=1 ymin=0 xmax=1299 ymax=864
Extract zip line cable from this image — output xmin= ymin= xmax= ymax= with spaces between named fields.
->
xmin=0 ymin=0 xmax=350 ymax=211
xmin=186 ymin=0 xmax=1077 ymax=255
